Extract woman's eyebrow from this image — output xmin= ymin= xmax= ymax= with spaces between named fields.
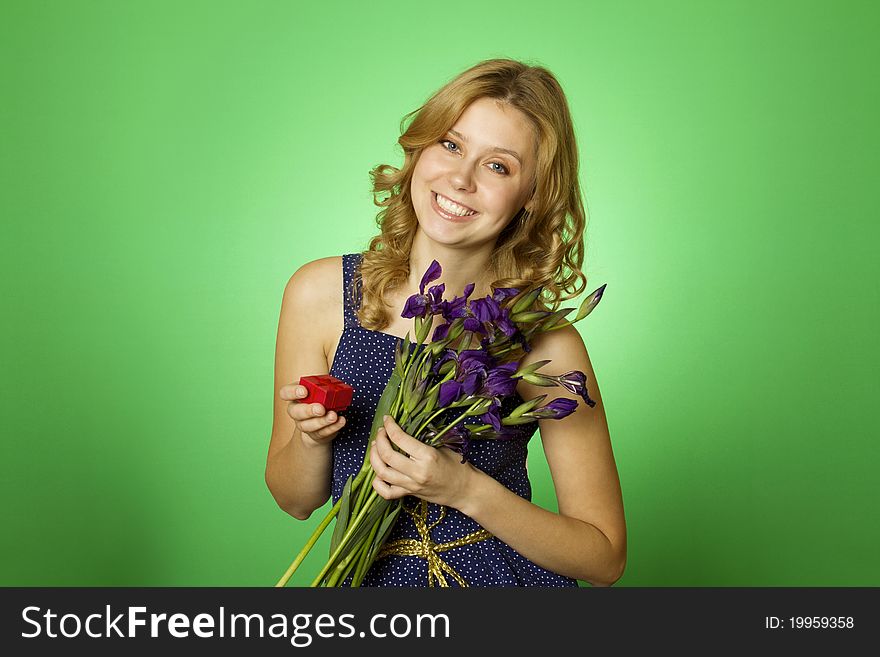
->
xmin=448 ymin=129 xmax=522 ymax=165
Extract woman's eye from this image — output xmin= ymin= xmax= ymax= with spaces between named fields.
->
xmin=440 ymin=139 xmax=508 ymax=175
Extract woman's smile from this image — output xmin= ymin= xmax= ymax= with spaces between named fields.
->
xmin=431 ymin=191 xmax=481 ymax=223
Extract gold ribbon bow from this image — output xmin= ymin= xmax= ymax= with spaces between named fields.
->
xmin=376 ymin=498 xmax=493 ymax=587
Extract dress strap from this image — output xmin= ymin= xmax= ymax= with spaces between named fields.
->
xmin=341 ymin=252 xmax=364 ymax=328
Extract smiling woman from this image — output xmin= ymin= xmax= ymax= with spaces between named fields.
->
xmin=266 ymin=58 xmax=626 ymax=587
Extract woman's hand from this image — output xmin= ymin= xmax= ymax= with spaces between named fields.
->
xmin=370 ymin=415 xmax=478 ymax=510
xmin=279 ymin=384 xmax=346 ymax=447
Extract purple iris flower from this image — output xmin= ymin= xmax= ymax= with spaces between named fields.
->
xmin=436 ymin=349 xmax=494 ymax=406
xmin=420 ymin=260 xmax=442 ymax=292
xmin=495 ymin=307 xmax=518 ymax=337
xmin=492 ymin=287 xmax=519 ymax=303
xmin=433 ymin=424 xmax=472 ymax=463
xmin=463 ymin=316 xmax=483 ymax=333
xmin=481 ymin=362 xmax=519 ymax=398
xmin=440 ymin=282 xmax=476 ymax=321
xmin=479 ymin=398 xmax=503 ymax=432
xmin=402 ymin=282 xmax=445 ymax=319
xmin=471 ymin=295 xmax=501 ymax=323
xmin=401 ymin=260 xmax=445 ymax=319
xmin=530 ymin=397 xmax=578 ymax=420
xmin=458 ymin=350 xmax=493 ymax=389
xmin=432 ymin=322 xmax=451 ymax=342
xmin=438 ymin=380 xmax=463 ymax=407
xmin=555 ymin=370 xmax=597 ymax=408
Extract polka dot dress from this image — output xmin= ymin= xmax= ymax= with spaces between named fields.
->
xmin=329 ymin=252 xmax=578 ymax=587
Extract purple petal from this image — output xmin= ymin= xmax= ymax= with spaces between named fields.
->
xmin=557 ymin=370 xmax=586 ymax=396
xmin=492 ymin=287 xmax=519 ymax=303
xmin=539 ymin=397 xmax=579 ymax=419
xmin=471 ymin=296 xmax=501 ymax=323
xmin=463 ymin=316 xmax=483 ymax=333
xmin=460 ymin=371 xmax=483 ymax=396
xmin=481 ymin=409 xmax=502 ymax=432
xmin=484 ymin=362 xmax=519 ymax=398
xmin=401 ymin=294 xmax=428 ymax=319
xmin=427 ymin=283 xmax=446 ymax=314
xmin=496 ymin=312 xmax=518 ymax=337
xmin=419 ymin=260 xmax=442 ymax=294
xmin=431 ymin=322 xmax=451 ymax=342
xmin=439 ymin=380 xmax=463 ymax=407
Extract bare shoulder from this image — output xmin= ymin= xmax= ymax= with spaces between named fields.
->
xmin=286 ymin=256 xmax=343 ymax=307
xmin=517 ymin=324 xmax=601 ymax=398
xmin=517 ymin=326 xmax=604 ymax=414
xmin=281 ymin=256 xmax=344 ymax=365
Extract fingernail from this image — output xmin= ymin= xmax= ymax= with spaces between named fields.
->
xmin=383 ymin=415 xmax=389 ymax=421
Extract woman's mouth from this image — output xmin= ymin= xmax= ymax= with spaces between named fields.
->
xmin=431 ymin=192 xmax=479 ymax=222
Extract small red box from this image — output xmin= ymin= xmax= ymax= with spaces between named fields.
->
xmin=299 ymin=374 xmax=354 ymax=412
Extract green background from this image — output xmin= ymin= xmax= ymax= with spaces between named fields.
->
xmin=1 ymin=0 xmax=877 ymax=587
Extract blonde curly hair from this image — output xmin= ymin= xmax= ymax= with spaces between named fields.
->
xmin=351 ymin=57 xmax=589 ymax=330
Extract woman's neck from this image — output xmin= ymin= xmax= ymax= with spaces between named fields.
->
xmin=407 ymin=231 xmax=497 ymax=300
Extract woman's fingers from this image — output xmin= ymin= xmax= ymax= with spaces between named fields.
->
xmin=371 ymin=475 xmax=407 ymax=500
xmin=373 ymin=428 xmax=415 ymax=472
xmin=280 ymin=384 xmax=346 ymax=441
xmin=280 ymin=384 xmax=309 ymax=401
xmin=370 ymin=431 xmax=417 ymax=490
xmin=382 ymin=415 xmax=431 ymax=459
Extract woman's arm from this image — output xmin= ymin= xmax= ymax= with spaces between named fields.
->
xmin=468 ymin=324 xmax=626 ymax=585
xmin=265 ymin=258 xmax=342 ymax=520
xmin=370 ymin=324 xmax=626 ymax=586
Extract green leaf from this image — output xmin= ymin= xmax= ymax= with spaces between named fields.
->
xmin=370 ymin=371 xmax=401 ymax=442
xmin=508 ymin=394 xmax=547 ymax=418
xmin=511 ymin=287 xmax=543 ymax=314
xmin=351 ymin=502 xmax=402 ymax=587
xmin=416 ymin=315 xmax=432 ymax=345
xmin=540 ymin=307 xmax=574 ymax=330
xmin=393 ymin=341 xmax=403 ymax=377
xmin=502 ymin=415 xmax=541 ymax=426
xmin=510 ymin=310 xmax=550 ymax=323
xmin=572 ymin=284 xmax=607 ymax=323
xmin=401 ymin=332 xmax=412 ymax=367
xmin=513 ymin=359 xmax=552 ymax=378
xmin=344 ymin=497 xmax=392 ymax=551
xmin=329 ymin=475 xmax=354 ymax=554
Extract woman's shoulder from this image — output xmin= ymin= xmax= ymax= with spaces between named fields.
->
xmin=288 ymin=255 xmax=342 ymax=288
xmin=284 ymin=256 xmax=344 ymax=314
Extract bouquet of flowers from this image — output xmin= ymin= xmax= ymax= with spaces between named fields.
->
xmin=275 ymin=260 xmax=606 ymax=587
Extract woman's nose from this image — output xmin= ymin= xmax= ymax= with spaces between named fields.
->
xmin=449 ymin=162 xmax=476 ymax=193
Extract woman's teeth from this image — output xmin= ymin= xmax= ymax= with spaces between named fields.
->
xmin=435 ymin=193 xmax=476 ymax=216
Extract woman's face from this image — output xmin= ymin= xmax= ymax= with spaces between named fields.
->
xmin=410 ymin=97 xmax=538 ymax=250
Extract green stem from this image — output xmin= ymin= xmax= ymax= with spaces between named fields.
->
xmin=352 ymin=468 xmax=376 ymax=524
xmin=351 ymin=513 xmax=383 ymax=586
xmin=274 ymin=464 xmax=371 ymax=587
xmin=414 ymin=403 xmax=453 ymax=440
xmin=327 ymin=517 xmax=380 ymax=587
xmin=275 ymin=499 xmax=341 ymax=588
xmin=426 ymin=407 xmax=475 ymax=445
xmin=310 ymin=488 xmax=381 ymax=587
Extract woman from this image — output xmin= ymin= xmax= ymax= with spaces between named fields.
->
xmin=266 ymin=58 xmax=626 ymax=587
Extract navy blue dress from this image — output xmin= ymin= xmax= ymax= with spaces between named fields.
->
xmin=329 ymin=252 xmax=579 ymax=587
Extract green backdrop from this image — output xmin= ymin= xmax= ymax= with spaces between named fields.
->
xmin=1 ymin=0 xmax=877 ymax=587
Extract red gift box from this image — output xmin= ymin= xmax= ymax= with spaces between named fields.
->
xmin=298 ymin=375 xmax=354 ymax=412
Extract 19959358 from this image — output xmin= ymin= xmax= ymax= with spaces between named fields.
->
xmin=765 ymin=616 xmax=854 ymax=629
